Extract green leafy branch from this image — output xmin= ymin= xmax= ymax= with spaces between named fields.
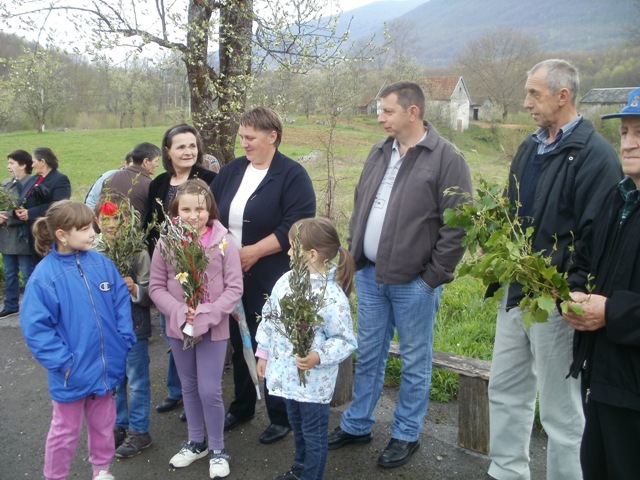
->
xmin=443 ymin=177 xmax=583 ymax=326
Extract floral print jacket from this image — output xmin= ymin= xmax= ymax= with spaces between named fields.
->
xmin=256 ymin=266 xmax=357 ymax=404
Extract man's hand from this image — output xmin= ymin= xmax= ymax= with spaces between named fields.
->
xmin=562 ymin=291 xmax=607 ymax=331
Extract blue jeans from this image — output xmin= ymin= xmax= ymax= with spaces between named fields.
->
xmin=159 ymin=313 xmax=182 ymax=400
xmin=285 ymin=399 xmax=330 ymax=480
xmin=2 ymin=254 xmax=33 ymax=311
xmin=116 ymin=339 xmax=151 ymax=433
xmin=341 ymin=264 xmax=442 ymax=442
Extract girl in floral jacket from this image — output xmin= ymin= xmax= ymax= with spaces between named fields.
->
xmin=257 ymin=217 xmax=357 ymax=480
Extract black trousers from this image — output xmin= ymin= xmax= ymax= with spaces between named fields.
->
xmin=581 ymin=398 xmax=640 ymax=480
xmin=227 ymin=287 xmax=289 ymax=427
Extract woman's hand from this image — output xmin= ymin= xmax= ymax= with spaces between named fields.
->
xmin=0 ymin=211 xmax=7 ymax=225
xmin=14 ymin=208 xmax=28 ymax=221
xmin=562 ymin=291 xmax=607 ymax=331
xmin=239 ymin=234 xmax=282 ymax=272
xmin=296 ymin=351 xmax=320 ymax=371
xmin=239 ymin=244 xmax=261 ymax=272
xmin=257 ymin=358 xmax=267 ymax=378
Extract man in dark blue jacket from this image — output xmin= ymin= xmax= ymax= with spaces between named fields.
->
xmin=563 ymin=88 xmax=640 ymax=480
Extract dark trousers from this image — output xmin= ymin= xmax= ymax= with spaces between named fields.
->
xmin=227 ymin=293 xmax=289 ymax=427
xmin=581 ymin=398 xmax=640 ymax=480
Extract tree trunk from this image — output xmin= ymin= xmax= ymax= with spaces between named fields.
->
xmin=186 ymin=0 xmax=252 ymax=166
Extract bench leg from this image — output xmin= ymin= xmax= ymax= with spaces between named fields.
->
xmin=457 ymin=375 xmax=490 ymax=454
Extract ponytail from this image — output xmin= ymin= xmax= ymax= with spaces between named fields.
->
xmin=335 ymin=246 xmax=355 ymax=296
xmin=33 ymin=217 xmax=54 ymax=256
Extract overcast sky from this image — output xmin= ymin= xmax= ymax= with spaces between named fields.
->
xmin=339 ymin=0 xmax=378 ymax=11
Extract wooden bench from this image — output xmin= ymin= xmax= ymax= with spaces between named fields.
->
xmin=389 ymin=341 xmax=491 ymax=454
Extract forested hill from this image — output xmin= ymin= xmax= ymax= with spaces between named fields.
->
xmin=338 ymin=0 xmax=637 ymax=65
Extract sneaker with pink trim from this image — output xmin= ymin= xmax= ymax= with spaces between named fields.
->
xmin=93 ymin=470 xmax=115 ymax=480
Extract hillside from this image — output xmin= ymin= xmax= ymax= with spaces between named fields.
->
xmin=338 ymin=0 xmax=637 ymax=65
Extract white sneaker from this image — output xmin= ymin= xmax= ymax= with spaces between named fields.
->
xmin=93 ymin=470 xmax=115 ymax=480
xmin=169 ymin=440 xmax=208 ymax=468
xmin=209 ymin=450 xmax=231 ymax=478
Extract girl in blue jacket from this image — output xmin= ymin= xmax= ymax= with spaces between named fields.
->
xmin=20 ymin=200 xmax=135 ymax=480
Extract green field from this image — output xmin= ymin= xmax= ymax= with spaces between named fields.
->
xmin=0 ymin=117 xmax=514 ymax=401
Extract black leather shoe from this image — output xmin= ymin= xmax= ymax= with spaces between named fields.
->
xmin=155 ymin=397 xmax=182 ymax=413
xmin=259 ymin=423 xmax=291 ymax=444
xmin=273 ymin=465 xmax=303 ymax=480
xmin=327 ymin=426 xmax=372 ymax=450
xmin=0 ymin=309 xmax=18 ymax=318
xmin=179 ymin=409 xmax=186 ymax=422
xmin=376 ymin=438 xmax=420 ymax=468
xmin=224 ymin=412 xmax=254 ymax=431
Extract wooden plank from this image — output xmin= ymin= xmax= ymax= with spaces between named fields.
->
xmin=457 ymin=376 xmax=490 ymax=454
xmin=330 ymin=357 xmax=354 ymax=407
xmin=388 ymin=342 xmax=490 ymax=380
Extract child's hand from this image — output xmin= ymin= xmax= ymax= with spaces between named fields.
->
xmin=185 ymin=307 xmax=196 ymax=325
xmin=296 ymin=351 xmax=320 ymax=371
xmin=123 ymin=276 xmax=137 ymax=297
xmin=257 ymin=358 xmax=267 ymax=378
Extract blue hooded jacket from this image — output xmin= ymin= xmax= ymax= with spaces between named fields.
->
xmin=21 ymin=246 xmax=135 ymax=402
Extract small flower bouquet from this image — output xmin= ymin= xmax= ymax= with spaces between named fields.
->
xmin=93 ymin=199 xmax=154 ymax=277
xmin=0 ymin=179 xmax=22 ymax=211
xmin=260 ymin=225 xmax=327 ymax=386
xmin=156 ymin=214 xmax=227 ymax=349
xmin=443 ymin=178 xmax=583 ymax=326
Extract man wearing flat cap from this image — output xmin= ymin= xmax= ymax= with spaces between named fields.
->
xmin=563 ymin=87 xmax=640 ymax=479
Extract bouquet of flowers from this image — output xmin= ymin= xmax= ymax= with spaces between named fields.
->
xmin=93 ymin=199 xmax=154 ymax=276
xmin=260 ymin=225 xmax=327 ymax=387
xmin=156 ymin=213 xmax=227 ymax=349
xmin=0 ymin=179 xmax=22 ymax=211
xmin=443 ymin=178 xmax=584 ymax=326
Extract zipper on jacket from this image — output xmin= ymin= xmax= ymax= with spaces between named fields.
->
xmin=63 ymin=354 xmax=74 ymax=387
xmin=76 ymin=254 xmax=110 ymax=391
xmin=585 ymin=388 xmax=591 ymax=404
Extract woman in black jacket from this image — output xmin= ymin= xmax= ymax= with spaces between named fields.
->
xmin=14 ymin=147 xmax=71 ymax=263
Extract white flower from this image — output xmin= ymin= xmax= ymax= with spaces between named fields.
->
xmin=175 ymin=272 xmax=189 ymax=285
xmin=218 ymin=236 xmax=227 ymax=257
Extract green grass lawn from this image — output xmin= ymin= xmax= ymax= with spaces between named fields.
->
xmin=0 ymin=117 xmax=514 ymax=402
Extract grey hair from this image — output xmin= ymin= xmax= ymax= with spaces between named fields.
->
xmin=528 ymin=59 xmax=580 ymax=105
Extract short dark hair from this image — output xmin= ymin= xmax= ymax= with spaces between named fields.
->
xmin=33 ymin=147 xmax=59 ymax=170
xmin=161 ymin=124 xmax=205 ymax=176
xmin=130 ymin=142 xmax=161 ymax=166
xmin=7 ymin=149 xmax=33 ymax=174
xmin=379 ymin=81 xmax=425 ymax=120
xmin=240 ymin=107 xmax=283 ymax=148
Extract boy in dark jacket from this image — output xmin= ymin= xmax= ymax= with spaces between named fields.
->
xmin=96 ymin=199 xmax=154 ymax=458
